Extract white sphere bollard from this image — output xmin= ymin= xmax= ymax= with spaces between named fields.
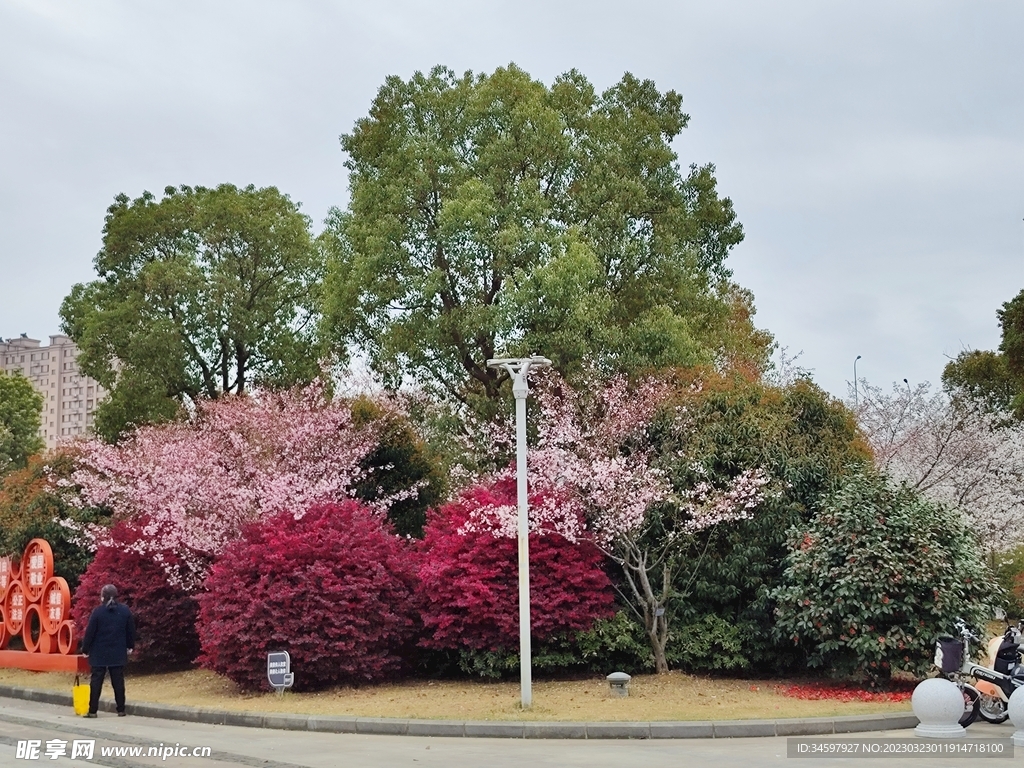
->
xmin=912 ymin=678 xmax=967 ymax=738
xmin=1007 ymin=687 xmax=1024 ymax=746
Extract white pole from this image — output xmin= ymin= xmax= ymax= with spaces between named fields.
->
xmin=513 ymin=380 xmax=531 ymax=709
xmin=487 ymin=355 xmax=550 ymax=710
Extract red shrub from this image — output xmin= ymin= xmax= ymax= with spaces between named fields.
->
xmin=417 ymin=478 xmax=615 ymax=653
xmin=72 ymin=522 xmax=200 ymax=667
xmin=197 ymin=501 xmax=418 ymax=691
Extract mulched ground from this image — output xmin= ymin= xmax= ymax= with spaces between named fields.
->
xmin=777 ymin=681 xmax=915 ymax=703
xmin=0 ymin=668 xmax=914 ymax=721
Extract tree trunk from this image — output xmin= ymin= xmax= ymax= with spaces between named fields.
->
xmin=623 ymin=548 xmax=673 ymax=674
xmin=647 ymin=616 xmax=670 ymax=674
xmin=235 ymin=342 xmax=248 ymax=394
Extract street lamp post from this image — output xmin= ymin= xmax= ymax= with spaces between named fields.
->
xmin=854 ymin=355 xmax=862 ymax=408
xmin=486 ymin=355 xmax=552 ymax=709
xmin=897 ymin=378 xmax=912 ymax=423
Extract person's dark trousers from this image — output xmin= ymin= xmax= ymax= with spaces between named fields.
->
xmin=88 ymin=666 xmax=126 ymax=714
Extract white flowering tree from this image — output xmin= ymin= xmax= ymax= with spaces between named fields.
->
xmin=855 ymin=379 xmax=1024 ymax=551
xmin=456 ymin=372 xmax=770 ymax=673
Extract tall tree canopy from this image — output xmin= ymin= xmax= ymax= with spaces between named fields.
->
xmin=1002 ymin=290 xmax=1024 ymax=370
xmin=0 ymin=370 xmax=44 ymax=475
xmin=943 ymin=288 xmax=1024 ymax=418
xmin=324 ymin=65 xmax=769 ymax=410
xmin=60 ymin=184 xmax=324 ymax=441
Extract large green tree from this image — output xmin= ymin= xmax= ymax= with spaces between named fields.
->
xmin=325 ymin=65 xmax=769 ymax=411
xmin=0 ymin=370 xmax=44 ymax=475
xmin=60 ymin=184 xmax=324 ymax=441
xmin=943 ymin=288 xmax=1024 ymax=418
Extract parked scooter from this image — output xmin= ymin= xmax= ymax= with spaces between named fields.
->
xmin=934 ymin=619 xmax=1024 ymax=726
xmin=972 ymin=620 xmax=1024 ymax=724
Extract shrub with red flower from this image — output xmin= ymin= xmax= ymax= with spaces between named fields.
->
xmin=772 ymin=472 xmax=997 ymax=683
xmin=417 ymin=477 xmax=615 ymax=673
xmin=197 ymin=501 xmax=418 ymax=691
xmin=72 ymin=521 xmax=200 ymax=667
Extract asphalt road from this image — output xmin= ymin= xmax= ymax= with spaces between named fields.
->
xmin=0 ymin=697 xmax=1019 ymax=768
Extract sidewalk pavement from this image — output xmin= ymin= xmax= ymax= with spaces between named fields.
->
xmin=0 ymin=696 xmax=1018 ymax=768
xmin=0 ymin=683 xmax=917 ymax=739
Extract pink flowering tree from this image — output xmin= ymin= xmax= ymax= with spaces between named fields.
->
xmin=59 ymin=382 xmax=409 ymax=590
xmin=455 ymin=372 xmax=770 ymax=673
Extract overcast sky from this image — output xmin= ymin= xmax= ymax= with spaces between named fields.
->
xmin=1 ymin=0 xmax=1021 ymax=399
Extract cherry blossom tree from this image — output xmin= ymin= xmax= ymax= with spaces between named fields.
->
xmin=855 ymin=379 xmax=1024 ymax=551
xmin=59 ymin=382 xmax=406 ymax=589
xmin=455 ymin=372 xmax=771 ymax=673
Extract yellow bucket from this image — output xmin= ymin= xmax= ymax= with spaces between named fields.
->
xmin=72 ymin=676 xmax=90 ymax=716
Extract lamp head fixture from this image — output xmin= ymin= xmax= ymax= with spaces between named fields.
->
xmin=486 ymin=356 xmax=552 ymax=399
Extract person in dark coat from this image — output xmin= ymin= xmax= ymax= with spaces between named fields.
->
xmin=80 ymin=584 xmax=136 ymax=717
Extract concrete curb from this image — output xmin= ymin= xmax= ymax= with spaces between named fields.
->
xmin=0 ymin=684 xmax=918 ymax=739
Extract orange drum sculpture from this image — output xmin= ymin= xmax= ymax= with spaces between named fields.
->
xmin=0 ymin=539 xmax=88 ymax=673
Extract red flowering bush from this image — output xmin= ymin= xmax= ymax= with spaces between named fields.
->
xmin=197 ymin=501 xmax=418 ymax=691
xmin=417 ymin=478 xmax=615 ymax=675
xmin=72 ymin=522 xmax=200 ymax=667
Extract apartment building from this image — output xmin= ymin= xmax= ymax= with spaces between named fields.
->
xmin=0 ymin=333 xmax=106 ymax=450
